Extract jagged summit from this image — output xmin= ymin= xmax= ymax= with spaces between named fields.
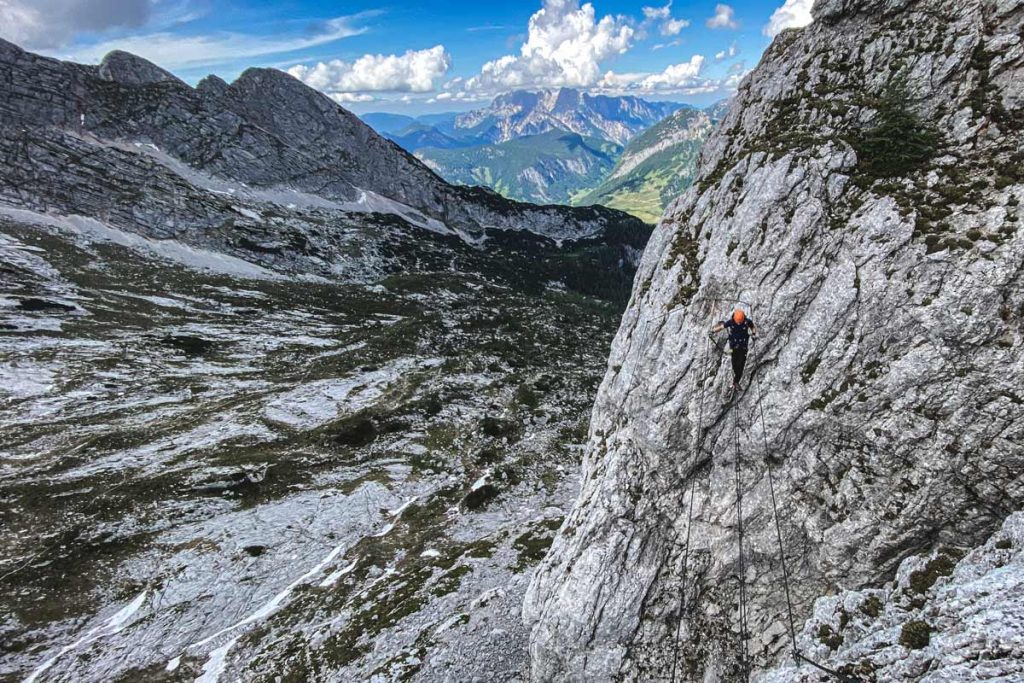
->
xmin=455 ymin=87 xmax=686 ymax=145
xmin=195 ymin=73 xmax=228 ymax=97
xmin=0 ymin=40 xmax=646 ymax=244
xmin=97 ymin=49 xmax=183 ymax=86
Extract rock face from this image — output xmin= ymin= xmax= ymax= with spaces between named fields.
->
xmin=761 ymin=513 xmax=1024 ymax=681
xmin=524 ymin=0 xmax=1024 ymax=680
xmin=0 ymin=39 xmax=644 ymax=244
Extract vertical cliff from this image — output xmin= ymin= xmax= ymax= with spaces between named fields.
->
xmin=524 ymin=0 xmax=1024 ymax=679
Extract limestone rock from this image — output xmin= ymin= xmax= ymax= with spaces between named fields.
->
xmin=762 ymin=513 xmax=1024 ymax=681
xmin=96 ymin=50 xmax=183 ymax=86
xmin=524 ymin=0 xmax=1024 ymax=680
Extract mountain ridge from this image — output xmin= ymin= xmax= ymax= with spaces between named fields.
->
xmin=454 ymin=87 xmax=688 ymax=146
xmin=0 ymin=39 xmax=646 ymax=246
xmin=576 ymin=105 xmax=725 ymax=223
xmin=369 ymin=90 xmax=717 ymax=216
xmin=418 ymin=130 xmax=623 ymax=206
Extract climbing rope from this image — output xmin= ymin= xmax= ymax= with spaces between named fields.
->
xmin=663 ymin=298 xmax=860 ymax=682
xmin=732 ymin=406 xmax=751 ymax=682
xmin=751 ymin=339 xmax=799 ymax=658
xmin=749 ymin=334 xmax=862 ymax=683
xmin=670 ymin=333 xmax=711 ymax=683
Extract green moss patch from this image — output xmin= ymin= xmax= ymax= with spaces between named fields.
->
xmin=899 ymin=620 xmax=933 ymax=649
xmin=909 ymin=554 xmax=956 ymax=594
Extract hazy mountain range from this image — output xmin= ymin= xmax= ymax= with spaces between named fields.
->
xmin=362 ymin=89 xmax=728 ymax=220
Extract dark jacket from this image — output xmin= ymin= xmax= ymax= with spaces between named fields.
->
xmin=722 ymin=318 xmax=755 ymax=350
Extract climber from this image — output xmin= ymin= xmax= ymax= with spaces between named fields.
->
xmin=711 ymin=308 xmax=756 ymax=390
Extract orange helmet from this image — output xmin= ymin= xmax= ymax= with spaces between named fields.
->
xmin=733 ymin=309 xmax=746 ymax=324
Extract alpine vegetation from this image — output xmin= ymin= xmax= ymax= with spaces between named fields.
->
xmin=2 ymin=0 xmax=1023 ymax=681
xmin=0 ymin=38 xmax=647 ymax=682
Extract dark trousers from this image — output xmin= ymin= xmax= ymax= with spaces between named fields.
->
xmin=731 ymin=347 xmax=748 ymax=384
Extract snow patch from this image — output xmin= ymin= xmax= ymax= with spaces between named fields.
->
xmin=0 ymin=206 xmax=282 ymax=281
xmin=24 ymin=590 xmax=148 ymax=683
xmin=194 ymin=636 xmax=238 ymax=683
xmin=319 ymin=559 xmax=358 ymax=588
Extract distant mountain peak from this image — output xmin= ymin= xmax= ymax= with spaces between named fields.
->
xmin=455 ymin=88 xmax=686 ymax=146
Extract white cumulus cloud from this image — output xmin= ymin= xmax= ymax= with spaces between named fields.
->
xmin=330 ymin=92 xmax=375 ymax=103
xmin=598 ymin=53 xmax=706 ymax=93
xmin=641 ymin=3 xmax=671 ymax=20
xmin=662 ymin=18 xmax=690 ymax=35
xmin=636 ymin=54 xmax=705 ymax=90
xmin=763 ymin=0 xmax=814 ymax=37
xmin=706 ymin=3 xmax=739 ymax=30
xmin=457 ymin=0 xmax=634 ymax=96
xmin=288 ymin=45 xmax=452 ymax=95
xmin=641 ymin=1 xmax=690 ymax=36
xmin=715 ymin=42 xmax=738 ymax=60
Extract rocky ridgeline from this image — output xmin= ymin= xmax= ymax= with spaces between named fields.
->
xmin=454 ymin=88 xmax=685 ymax=146
xmin=0 ymin=40 xmax=646 ymax=254
xmin=524 ymin=0 xmax=1023 ymax=680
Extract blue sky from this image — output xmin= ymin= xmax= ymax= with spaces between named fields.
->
xmin=2 ymin=0 xmax=813 ymax=113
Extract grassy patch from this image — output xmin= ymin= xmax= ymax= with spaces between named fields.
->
xmin=860 ymin=595 xmax=883 ymax=618
xmin=908 ymin=554 xmax=956 ymax=594
xmin=817 ymin=624 xmax=844 ymax=651
xmin=899 ymin=620 xmax=932 ymax=649
xmin=511 ymin=517 xmax=564 ymax=572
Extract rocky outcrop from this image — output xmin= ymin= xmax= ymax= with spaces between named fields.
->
xmin=762 ymin=513 xmax=1024 ymax=681
xmin=0 ymin=39 xmax=645 ymax=243
xmin=524 ymin=0 xmax=1024 ymax=680
xmin=96 ymin=50 xmax=183 ymax=86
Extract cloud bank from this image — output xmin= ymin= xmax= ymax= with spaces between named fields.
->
xmin=0 ymin=0 xmax=152 ymax=50
xmin=763 ymin=0 xmax=814 ymax=37
xmin=288 ymin=46 xmax=452 ymax=95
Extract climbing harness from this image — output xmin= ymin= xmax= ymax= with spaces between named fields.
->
xmin=626 ymin=296 xmax=752 ymax=391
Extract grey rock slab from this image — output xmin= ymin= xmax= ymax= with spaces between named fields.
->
xmin=524 ymin=0 xmax=1024 ymax=680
